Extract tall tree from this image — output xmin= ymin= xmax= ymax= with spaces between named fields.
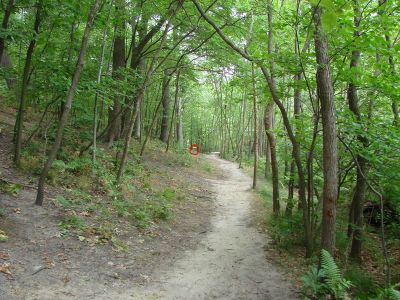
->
xmin=35 ymin=0 xmax=102 ymax=205
xmin=14 ymin=2 xmax=43 ymax=166
xmin=313 ymin=4 xmax=338 ymax=255
xmin=105 ymin=0 xmax=126 ymax=147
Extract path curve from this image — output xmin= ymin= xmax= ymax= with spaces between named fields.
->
xmin=133 ymin=154 xmax=298 ymax=300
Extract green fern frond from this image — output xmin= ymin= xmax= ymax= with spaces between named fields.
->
xmin=320 ymin=249 xmax=352 ymax=299
xmin=320 ymin=249 xmax=341 ymax=287
xmin=387 ymin=286 xmax=400 ymax=300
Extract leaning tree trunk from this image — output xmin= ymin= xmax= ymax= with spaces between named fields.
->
xmin=35 ymin=0 xmax=102 ymax=206
xmin=313 ymin=5 xmax=339 ymax=255
xmin=14 ymin=2 xmax=42 ymax=166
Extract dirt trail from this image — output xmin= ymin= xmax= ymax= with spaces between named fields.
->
xmin=1 ymin=152 xmax=298 ymax=300
xmin=129 ymin=154 xmax=299 ymax=300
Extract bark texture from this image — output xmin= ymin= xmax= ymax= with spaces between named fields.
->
xmin=313 ymin=6 xmax=338 ymax=255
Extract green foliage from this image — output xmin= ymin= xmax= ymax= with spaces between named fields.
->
xmin=376 ymin=284 xmax=400 ymax=300
xmin=59 ymin=215 xmax=86 ymax=232
xmin=54 ymin=195 xmax=73 ymax=209
xmin=301 ymin=266 xmax=328 ymax=298
xmin=301 ymin=250 xmax=352 ymax=299
xmin=320 ymin=249 xmax=352 ymax=299
xmin=0 ymin=179 xmax=21 ymax=196
xmin=344 ymin=267 xmax=376 ymax=299
xmin=267 ymin=211 xmax=305 ymax=249
xmin=159 ymin=187 xmax=176 ymax=201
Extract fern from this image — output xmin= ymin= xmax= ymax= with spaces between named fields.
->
xmin=320 ymin=249 xmax=352 ymax=299
xmin=378 ymin=284 xmax=400 ymax=300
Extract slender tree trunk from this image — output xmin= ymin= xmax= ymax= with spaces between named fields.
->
xmin=160 ymin=69 xmax=171 ymax=143
xmin=313 ymin=5 xmax=339 ymax=255
xmin=264 ymin=103 xmax=280 ymax=215
xmin=14 ymin=3 xmax=42 ymax=166
xmin=166 ymin=70 xmax=180 ymax=152
xmin=286 ymin=160 xmax=295 ymax=215
xmin=347 ymin=0 xmax=367 ymax=263
xmin=140 ymin=83 xmax=164 ymax=156
xmin=93 ymin=1 xmax=112 ymax=163
xmin=35 ymin=0 xmax=102 ymax=205
xmin=106 ymin=0 xmax=125 ymax=147
xmin=238 ymin=99 xmax=246 ymax=168
xmin=176 ymin=95 xmax=183 ymax=147
xmin=251 ymin=64 xmax=258 ymax=189
xmin=378 ymin=0 xmax=399 ymax=125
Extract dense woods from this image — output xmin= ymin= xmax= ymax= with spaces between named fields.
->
xmin=1 ymin=0 xmax=400 ymax=298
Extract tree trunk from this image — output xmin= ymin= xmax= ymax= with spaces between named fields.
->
xmin=0 ymin=0 xmax=14 ymax=65
xmin=251 ymin=63 xmax=257 ymax=189
xmin=264 ymin=103 xmax=280 ymax=215
xmin=92 ymin=1 xmax=112 ymax=163
xmin=160 ymin=69 xmax=171 ymax=143
xmin=378 ymin=0 xmax=399 ymax=125
xmin=14 ymin=2 xmax=42 ymax=166
xmin=166 ymin=69 xmax=180 ymax=152
xmin=238 ymin=99 xmax=246 ymax=168
xmin=117 ymin=22 xmax=171 ymax=183
xmin=347 ymin=0 xmax=367 ymax=263
xmin=313 ymin=5 xmax=339 ymax=255
xmin=106 ymin=0 xmax=125 ymax=147
xmin=176 ymin=95 xmax=183 ymax=147
xmin=1 ymin=50 xmax=16 ymax=89
xmin=35 ymin=0 xmax=102 ymax=205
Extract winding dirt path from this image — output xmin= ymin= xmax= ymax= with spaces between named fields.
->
xmin=131 ymin=154 xmax=299 ymax=299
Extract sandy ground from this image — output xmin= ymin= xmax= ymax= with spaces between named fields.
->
xmin=116 ymin=155 xmax=299 ymax=300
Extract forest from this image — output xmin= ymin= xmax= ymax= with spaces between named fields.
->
xmin=0 ymin=0 xmax=400 ymax=299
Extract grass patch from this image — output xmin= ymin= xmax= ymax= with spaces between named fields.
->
xmin=59 ymin=215 xmax=86 ymax=232
xmin=0 ymin=179 xmax=21 ymax=196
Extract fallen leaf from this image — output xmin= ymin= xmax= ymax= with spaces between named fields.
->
xmin=0 ymin=263 xmax=12 ymax=276
xmin=0 ymin=230 xmax=8 ymax=242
